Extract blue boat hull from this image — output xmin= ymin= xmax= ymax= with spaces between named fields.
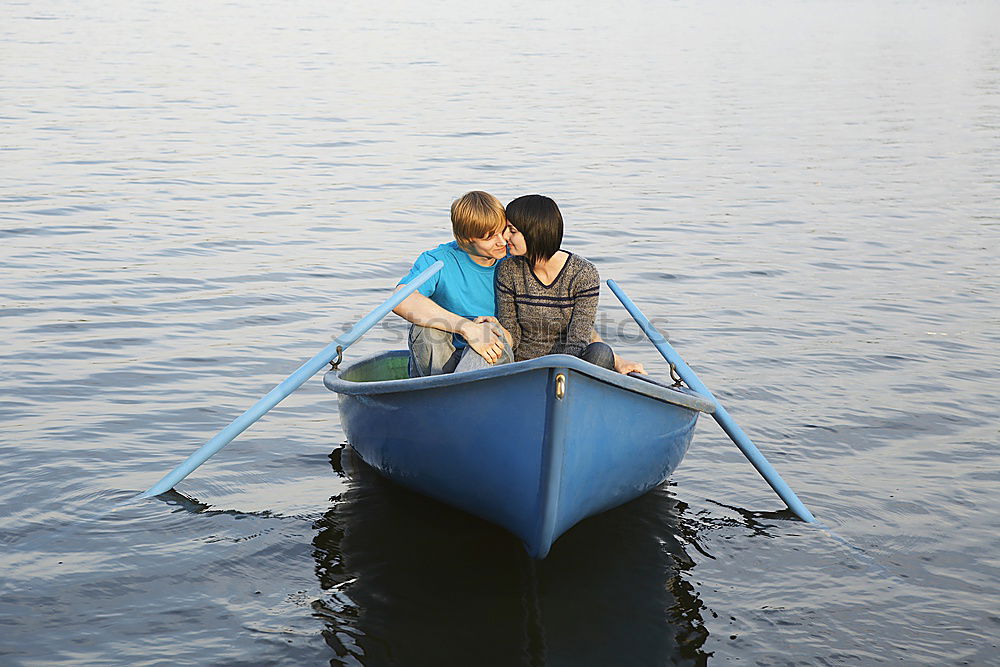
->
xmin=324 ymin=351 xmax=713 ymax=558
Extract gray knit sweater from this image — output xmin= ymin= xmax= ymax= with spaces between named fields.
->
xmin=495 ymin=252 xmax=600 ymax=361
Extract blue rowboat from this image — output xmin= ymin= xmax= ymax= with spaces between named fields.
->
xmin=324 ymin=350 xmax=715 ymax=558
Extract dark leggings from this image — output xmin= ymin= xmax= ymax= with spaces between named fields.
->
xmin=578 ymin=341 xmax=615 ymax=371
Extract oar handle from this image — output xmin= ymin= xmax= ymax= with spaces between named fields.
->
xmin=139 ymin=261 xmax=444 ymax=498
xmin=607 ymin=279 xmax=816 ymax=523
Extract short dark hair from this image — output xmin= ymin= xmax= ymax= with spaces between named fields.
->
xmin=505 ymin=195 xmax=563 ymax=264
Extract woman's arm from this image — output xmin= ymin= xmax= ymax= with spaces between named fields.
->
xmin=495 ymin=261 xmax=522 ymax=352
xmin=564 ymin=263 xmax=600 ymax=356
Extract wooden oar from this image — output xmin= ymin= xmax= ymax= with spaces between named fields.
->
xmin=607 ymin=279 xmax=816 ymax=522
xmin=138 ymin=260 xmax=444 ymax=499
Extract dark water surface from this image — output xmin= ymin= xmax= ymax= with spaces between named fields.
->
xmin=2 ymin=1 xmax=999 ymax=664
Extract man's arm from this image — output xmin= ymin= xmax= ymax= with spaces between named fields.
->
xmin=590 ymin=329 xmax=647 ymax=375
xmin=392 ymin=286 xmax=506 ymax=364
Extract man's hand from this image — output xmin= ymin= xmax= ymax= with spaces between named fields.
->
xmin=614 ymin=355 xmax=646 ymax=375
xmin=461 ymin=320 xmax=504 ymax=364
xmin=473 ymin=316 xmax=513 ymax=347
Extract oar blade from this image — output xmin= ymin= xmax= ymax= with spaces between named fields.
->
xmin=138 ymin=260 xmax=444 ymax=498
xmin=607 ymin=279 xmax=816 ymax=523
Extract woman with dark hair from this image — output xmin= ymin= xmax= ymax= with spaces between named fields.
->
xmin=494 ymin=195 xmax=615 ymax=370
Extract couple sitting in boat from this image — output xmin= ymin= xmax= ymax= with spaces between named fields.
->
xmin=392 ymin=191 xmax=645 ymax=377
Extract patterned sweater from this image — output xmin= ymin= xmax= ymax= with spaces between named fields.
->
xmin=495 ymin=252 xmax=600 ymax=361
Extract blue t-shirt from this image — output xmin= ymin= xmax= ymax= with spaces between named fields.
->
xmin=397 ymin=241 xmax=504 ymax=347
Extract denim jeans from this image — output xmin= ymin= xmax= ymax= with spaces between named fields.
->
xmin=579 ymin=341 xmax=615 ymax=371
xmin=407 ymin=324 xmax=514 ymax=377
xmin=407 ymin=324 xmax=612 ymax=375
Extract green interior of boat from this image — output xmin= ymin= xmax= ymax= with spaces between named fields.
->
xmin=341 ymin=353 xmax=410 ymax=382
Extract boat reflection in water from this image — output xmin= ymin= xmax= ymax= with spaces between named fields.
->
xmin=311 ymin=446 xmax=711 ymax=666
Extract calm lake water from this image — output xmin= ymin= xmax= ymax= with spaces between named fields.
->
xmin=2 ymin=1 xmax=999 ymax=664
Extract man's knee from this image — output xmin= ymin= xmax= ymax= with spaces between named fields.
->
xmin=453 ymin=324 xmax=513 ymax=373
xmin=409 ymin=324 xmax=453 ymax=349
xmin=408 ymin=325 xmax=458 ymax=377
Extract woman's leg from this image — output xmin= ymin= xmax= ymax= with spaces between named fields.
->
xmin=579 ymin=341 xmax=615 ymax=370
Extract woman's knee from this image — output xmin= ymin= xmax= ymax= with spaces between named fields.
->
xmin=580 ymin=341 xmax=615 ymax=370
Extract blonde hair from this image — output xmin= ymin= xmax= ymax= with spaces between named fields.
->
xmin=451 ymin=191 xmax=506 ymax=246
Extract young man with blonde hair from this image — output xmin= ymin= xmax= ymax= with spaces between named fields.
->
xmin=393 ymin=191 xmax=514 ymax=376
